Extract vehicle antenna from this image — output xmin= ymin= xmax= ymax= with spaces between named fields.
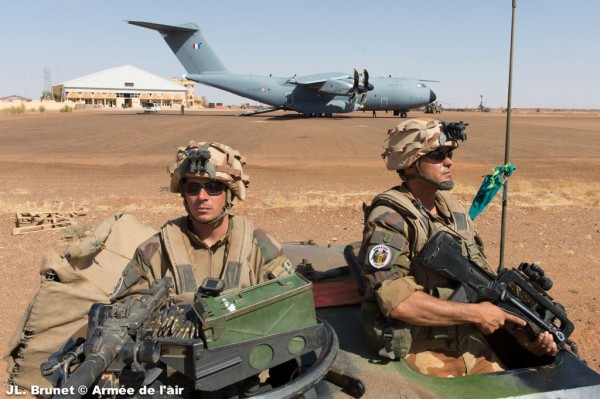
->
xmin=498 ymin=0 xmax=517 ymax=271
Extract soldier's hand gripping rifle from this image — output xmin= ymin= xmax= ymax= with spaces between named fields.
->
xmin=413 ymin=231 xmax=577 ymax=353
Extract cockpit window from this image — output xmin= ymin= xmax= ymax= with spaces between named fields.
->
xmin=417 ymin=83 xmax=427 ymax=88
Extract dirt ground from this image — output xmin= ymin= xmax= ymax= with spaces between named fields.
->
xmin=0 ymin=108 xmax=599 ymax=394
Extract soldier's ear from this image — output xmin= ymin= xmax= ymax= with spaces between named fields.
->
xmin=403 ymin=165 xmax=418 ymax=180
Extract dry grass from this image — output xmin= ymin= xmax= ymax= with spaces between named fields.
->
xmin=4 ymin=179 xmax=595 ymax=216
xmin=237 ymin=179 xmax=600 ymax=211
xmin=456 ymin=179 xmax=600 ymax=208
xmin=241 ymin=190 xmax=375 ymax=210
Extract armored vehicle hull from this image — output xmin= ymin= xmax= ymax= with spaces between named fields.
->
xmin=283 ymin=243 xmax=600 ymax=398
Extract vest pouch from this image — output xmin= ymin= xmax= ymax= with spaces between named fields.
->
xmin=361 ymin=301 xmax=412 ymax=359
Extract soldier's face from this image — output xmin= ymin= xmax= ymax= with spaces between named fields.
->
xmin=183 ymin=177 xmax=228 ymax=223
xmin=414 ymin=149 xmax=454 ymax=190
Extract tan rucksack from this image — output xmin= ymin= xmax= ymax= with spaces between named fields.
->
xmin=4 ymin=214 xmax=156 ymax=391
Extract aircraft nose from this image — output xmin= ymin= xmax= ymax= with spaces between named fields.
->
xmin=429 ymin=89 xmax=437 ymax=103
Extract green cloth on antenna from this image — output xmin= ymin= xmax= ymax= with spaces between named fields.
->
xmin=469 ymin=164 xmax=516 ymax=220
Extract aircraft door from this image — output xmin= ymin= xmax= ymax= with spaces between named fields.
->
xmin=381 ymin=97 xmax=388 ymax=108
xmin=286 ymin=92 xmax=293 ymax=107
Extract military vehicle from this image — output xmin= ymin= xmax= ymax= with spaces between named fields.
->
xmin=479 ymin=95 xmax=491 ymax=112
xmin=40 ymin=236 xmax=600 ymax=398
xmin=423 ymin=101 xmax=443 ymax=114
xmin=284 ymin=241 xmax=600 ymax=398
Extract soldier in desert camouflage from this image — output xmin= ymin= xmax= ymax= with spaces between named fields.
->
xmin=111 ymin=141 xmax=293 ymax=304
xmin=358 ymin=119 xmax=557 ymax=377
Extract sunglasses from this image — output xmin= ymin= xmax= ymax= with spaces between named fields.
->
xmin=183 ymin=181 xmax=227 ymax=196
xmin=424 ymin=148 xmax=453 ymax=163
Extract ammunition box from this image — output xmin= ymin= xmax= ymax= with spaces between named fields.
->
xmin=193 ymin=273 xmax=316 ymax=348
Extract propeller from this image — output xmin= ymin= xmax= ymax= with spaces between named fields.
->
xmin=352 ymin=69 xmax=374 ymax=94
xmin=349 ymin=68 xmax=373 ymax=105
xmin=349 ymin=69 xmax=360 ymax=100
xmin=361 ymin=69 xmax=374 ymax=92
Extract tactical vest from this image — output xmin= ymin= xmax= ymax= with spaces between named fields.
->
xmin=161 ymin=215 xmax=254 ymax=295
xmin=371 ymin=187 xmax=492 ymax=281
xmin=362 ymin=186 xmax=494 ymax=359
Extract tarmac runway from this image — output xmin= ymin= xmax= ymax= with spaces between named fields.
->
xmin=1 ymin=108 xmax=599 ymax=396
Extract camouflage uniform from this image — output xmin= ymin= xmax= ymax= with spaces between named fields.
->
xmin=359 ymin=119 xmax=504 ymax=377
xmin=111 ymin=214 xmax=292 ymax=303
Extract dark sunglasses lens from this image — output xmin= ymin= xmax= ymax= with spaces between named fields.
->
xmin=203 ymin=182 xmax=226 ymax=195
xmin=428 ymin=149 xmax=452 ymax=162
xmin=184 ymin=181 xmax=225 ymax=195
xmin=184 ymin=182 xmax=202 ymax=195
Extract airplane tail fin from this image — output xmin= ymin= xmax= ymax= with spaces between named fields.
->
xmin=128 ymin=21 xmax=227 ymax=74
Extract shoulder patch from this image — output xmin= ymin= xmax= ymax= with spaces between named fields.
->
xmin=368 ymin=244 xmax=393 ymax=269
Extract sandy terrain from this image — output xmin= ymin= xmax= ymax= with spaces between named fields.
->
xmin=0 ymin=108 xmax=599 ymax=395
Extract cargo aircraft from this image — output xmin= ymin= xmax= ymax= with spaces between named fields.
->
xmin=129 ymin=21 xmax=437 ymax=117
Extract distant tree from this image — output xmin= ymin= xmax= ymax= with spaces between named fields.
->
xmin=40 ymin=91 xmax=61 ymax=101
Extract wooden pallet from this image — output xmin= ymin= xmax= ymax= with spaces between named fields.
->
xmin=13 ymin=208 xmax=87 ymax=235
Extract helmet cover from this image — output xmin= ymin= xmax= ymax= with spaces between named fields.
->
xmin=168 ymin=141 xmax=249 ymax=201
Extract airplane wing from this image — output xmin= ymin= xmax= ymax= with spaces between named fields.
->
xmin=287 ymin=72 xmax=351 ymax=86
xmin=286 ymin=72 xmax=357 ymax=96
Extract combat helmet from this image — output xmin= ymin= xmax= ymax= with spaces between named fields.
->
xmin=382 ymin=118 xmax=467 ymax=171
xmin=169 ymin=141 xmax=249 ymax=223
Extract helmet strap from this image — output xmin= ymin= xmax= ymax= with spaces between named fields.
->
xmin=399 ymin=169 xmax=418 ymax=181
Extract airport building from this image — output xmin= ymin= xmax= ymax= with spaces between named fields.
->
xmin=52 ymin=65 xmax=203 ymax=109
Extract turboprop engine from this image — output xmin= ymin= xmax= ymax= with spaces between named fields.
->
xmin=318 ymin=69 xmax=374 ymax=96
xmin=318 ymin=78 xmax=355 ymax=95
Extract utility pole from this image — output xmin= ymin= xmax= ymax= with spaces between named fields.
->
xmin=499 ymin=0 xmax=518 ymax=271
xmin=42 ymin=68 xmax=54 ymax=101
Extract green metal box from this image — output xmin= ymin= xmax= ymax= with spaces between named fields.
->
xmin=193 ymin=273 xmax=317 ymax=348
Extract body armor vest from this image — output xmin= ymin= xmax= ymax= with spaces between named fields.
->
xmin=370 ymin=187 xmax=493 ymax=297
xmin=161 ymin=216 xmax=254 ymax=294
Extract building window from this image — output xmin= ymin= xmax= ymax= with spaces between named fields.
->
xmin=125 ymin=82 xmax=134 ymax=87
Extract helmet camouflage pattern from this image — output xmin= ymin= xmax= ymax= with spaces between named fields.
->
xmin=169 ymin=141 xmax=250 ymax=201
xmin=382 ymin=118 xmax=467 ymax=171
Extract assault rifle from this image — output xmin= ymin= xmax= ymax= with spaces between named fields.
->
xmin=414 ymin=231 xmax=576 ymax=353
xmin=42 ymin=275 xmax=343 ymax=398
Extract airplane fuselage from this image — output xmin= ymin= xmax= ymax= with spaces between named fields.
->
xmin=185 ymin=73 xmax=435 ymax=115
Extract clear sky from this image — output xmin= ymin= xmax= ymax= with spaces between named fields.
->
xmin=2 ymin=0 xmax=599 ymax=109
